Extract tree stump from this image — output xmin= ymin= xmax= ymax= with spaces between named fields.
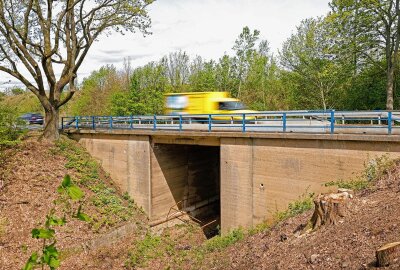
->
xmin=376 ymin=242 xmax=400 ymax=267
xmin=310 ymin=189 xmax=353 ymax=230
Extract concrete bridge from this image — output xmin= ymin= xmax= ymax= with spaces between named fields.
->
xmin=65 ymin=126 xmax=400 ymax=234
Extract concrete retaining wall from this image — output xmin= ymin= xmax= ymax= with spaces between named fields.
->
xmin=220 ymin=137 xmax=400 ymax=233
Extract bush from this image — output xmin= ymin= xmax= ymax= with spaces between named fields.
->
xmin=325 ymin=155 xmax=396 ymax=191
xmin=274 ymin=193 xmax=314 ymax=222
xmin=0 ymin=104 xmax=25 ymax=147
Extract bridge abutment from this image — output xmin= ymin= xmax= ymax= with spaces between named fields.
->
xmin=70 ymin=131 xmax=400 ymax=234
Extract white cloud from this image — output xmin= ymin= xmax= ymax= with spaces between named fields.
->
xmin=0 ymin=0 xmax=331 ymax=90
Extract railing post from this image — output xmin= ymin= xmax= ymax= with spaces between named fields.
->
xmin=109 ymin=116 xmax=113 ymax=130
xmin=153 ymin=115 xmax=157 ymax=130
xmin=92 ymin=116 xmax=95 ymax=130
xmin=330 ymin=110 xmax=335 ymax=134
xmin=130 ymin=115 xmax=133 ymax=129
xmin=179 ymin=115 xmax=183 ymax=131
xmin=242 ymin=114 xmax=246 ymax=132
xmin=208 ymin=114 xmax=212 ymax=132
xmin=388 ymin=111 xmax=392 ymax=135
xmin=75 ymin=116 xmax=79 ymax=130
xmin=283 ymin=113 xmax=287 ymax=132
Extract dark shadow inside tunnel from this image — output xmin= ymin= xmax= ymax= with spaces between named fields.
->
xmin=153 ymin=143 xmax=220 ymax=238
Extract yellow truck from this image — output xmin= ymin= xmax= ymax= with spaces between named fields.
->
xmin=164 ymin=92 xmax=254 ymax=117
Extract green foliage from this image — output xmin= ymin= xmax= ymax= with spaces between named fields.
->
xmin=10 ymin=87 xmax=25 ymax=96
xmin=274 ymin=193 xmax=314 ymax=222
xmin=325 ymin=155 xmax=396 ymax=191
xmin=110 ymin=62 xmax=167 ymax=115
xmin=23 ymin=175 xmax=89 ymax=270
xmin=0 ymin=103 xmax=26 ymax=147
xmin=0 ymin=92 xmax=42 ymax=115
xmin=203 ymin=228 xmax=244 ymax=252
xmin=69 ymin=66 xmax=124 ymax=116
xmin=364 ymin=155 xmax=396 ymax=181
xmin=31 ymin=228 xmax=56 ymax=240
xmin=280 ymin=18 xmax=351 ymax=110
xmin=53 ymin=137 xmax=136 ymax=230
xmin=125 ymin=233 xmax=167 ymax=268
xmin=58 ymin=175 xmax=84 ymax=201
xmin=248 ymin=222 xmax=270 ymax=236
xmin=325 ymin=179 xmax=370 ymax=191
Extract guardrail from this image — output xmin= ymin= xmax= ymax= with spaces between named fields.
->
xmin=61 ymin=110 xmax=400 ymax=135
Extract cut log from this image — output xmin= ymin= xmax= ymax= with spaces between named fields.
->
xmin=310 ymin=190 xmax=352 ymax=230
xmin=376 ymin=242 xmax=400 ymax=267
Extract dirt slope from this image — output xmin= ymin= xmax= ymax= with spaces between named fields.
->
xmin=0 ymin=135 xmax=147 ymax=270
xmin=202 ymin=162 xmax=400 ymax=269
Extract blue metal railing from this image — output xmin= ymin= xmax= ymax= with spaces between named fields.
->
xmin=60 ymin=110 xmax=400 ymax=135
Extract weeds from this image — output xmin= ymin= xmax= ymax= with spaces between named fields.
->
xmin=325 ymin=155 xmax=397 ymax=191
xmin=203 ymin=228 xmax=244 ymax=252
xmin=22 ymin=175 xmax=90 ymax=270
xmin=125 ymin=233 xmax=172 ymax=268
xmin=52 ymin=137 xmax=136 ymax=231
xmin=325 ymin=179 xmax=370 ymax=191
xmin=274 ymin=193 xmax=314 ymax=222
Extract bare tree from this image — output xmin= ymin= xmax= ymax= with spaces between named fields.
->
xmin=0 ymin=0 xmax=154 ymax=140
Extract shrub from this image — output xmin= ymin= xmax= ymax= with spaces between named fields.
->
xmin=325 ymin=155 xmax=397 ymax=191
xmin=274 ymin=193 xmax=314 ymax=222
xmin=0 ymin=104 xmax=25 ymax=147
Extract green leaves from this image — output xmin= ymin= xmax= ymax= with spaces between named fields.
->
xmin=57 ymin=175 xmax=84 ymax=201
xmin=23 ymin=175 xmax=90 ymax=270
xmin=22 ymin=253 xmax=38 ymax=270
xmin=45 ymin=215 xmax=66 ymax=227
xmin=42 ymin=244 xmax=60 ymax=270
xmin=75 ymin=205 xmax=91 ymax=222
xmin=31 ymin=228 xmax=55 ymax=239
xmin=67 ymin=185 xmax=84 ymax=200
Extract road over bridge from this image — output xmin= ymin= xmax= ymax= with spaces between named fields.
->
xmin=62 ymin=111 xmax=400 ymax=233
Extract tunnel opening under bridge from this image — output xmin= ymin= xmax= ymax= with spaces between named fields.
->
xmin=151 ymin=143 xmax=220 ymax=238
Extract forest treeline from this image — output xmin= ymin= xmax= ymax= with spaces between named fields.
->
xmin=3 ymin=1 xmax=400 ymax=116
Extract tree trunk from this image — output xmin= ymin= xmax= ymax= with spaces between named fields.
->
xmin=42 ymin=106 xmax=60 ymax=141
xmin=376 ymin=242 xmax=400 ymax=267
xmin=310 ymin=189 xmax=353 ymax=230
xmin=386 ymin=66 xmax=395 ymax=110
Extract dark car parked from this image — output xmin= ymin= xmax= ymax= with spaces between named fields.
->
xmin=20 ymin=113 xmax=44 ymax=125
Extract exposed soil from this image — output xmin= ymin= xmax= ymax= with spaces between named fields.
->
xmin=0 ymin=134 xmax=147 ymax=270
xmin=200 ymin=162 xmax=400 ymax=270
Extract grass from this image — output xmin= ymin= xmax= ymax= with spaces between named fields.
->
xmin=325 ymin=154 xmax=397 ymax=191
xmin=274 ymin=193 xmax=314 ymax=222
xmin=125 ymin=226 xmax=245 ymax=269
xmin=203 ymin=228 xmax=244 ymax=252
xmin=125 ymin=233 xmax=175 ymax=268
xmin=52 ymin=137 xmax=138 ymax=231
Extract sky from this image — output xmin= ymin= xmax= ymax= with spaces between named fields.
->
xmin=0 ymin=0 xmax=331 ymax=90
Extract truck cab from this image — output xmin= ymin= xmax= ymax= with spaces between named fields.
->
xmin=164 ymin=92 xmax=254 ymax=117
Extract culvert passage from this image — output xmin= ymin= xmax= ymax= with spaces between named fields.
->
xmin=151 ymin=144 xmax=220 ymax=238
